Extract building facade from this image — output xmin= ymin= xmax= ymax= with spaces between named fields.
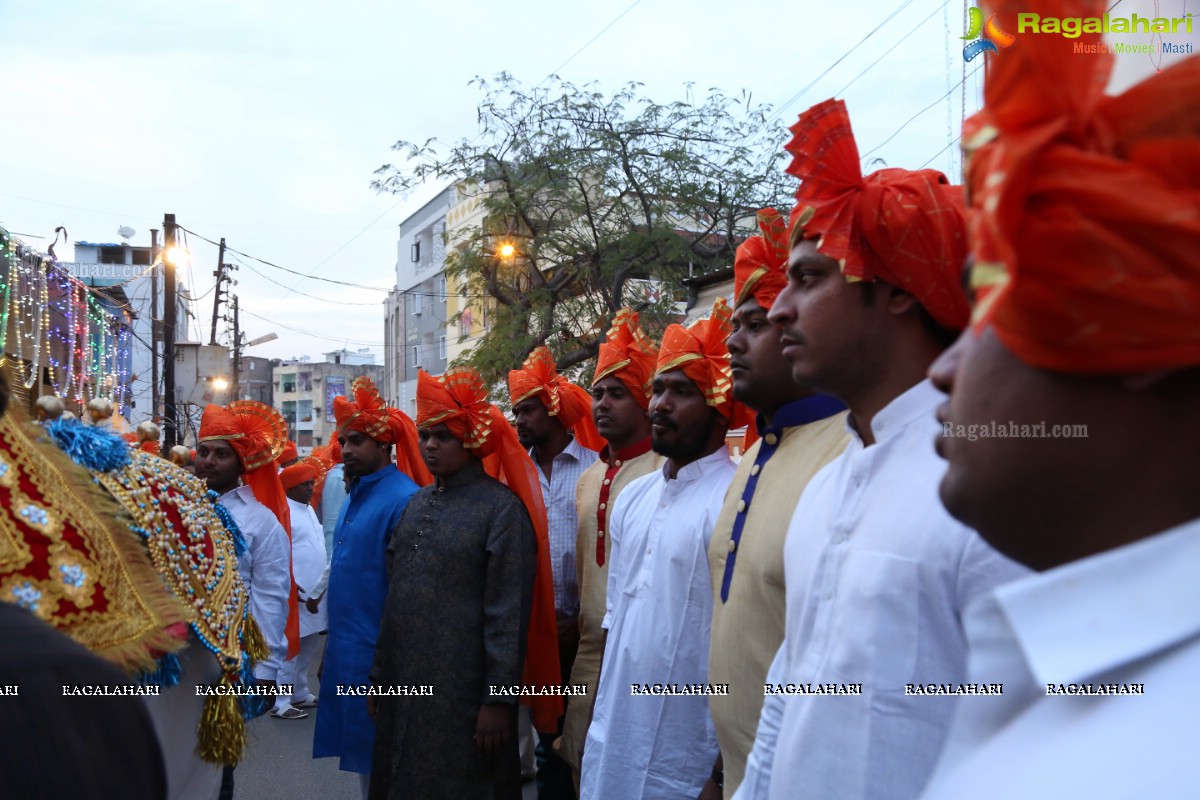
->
xmin=273 ymin=351 xmax=384 ymax=454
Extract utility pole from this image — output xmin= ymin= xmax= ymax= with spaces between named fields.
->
xmin=162 ymin=213 xmax=179 ymax=451
xmin=210 ymin=237 xmax=227 ymax=346
xmin=150 ymin=228 xmax=160 ymax=419
xmin=231 ymin=294 xmax=241 ymax=401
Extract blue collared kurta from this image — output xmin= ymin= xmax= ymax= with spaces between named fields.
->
xmin=313 ymin=465 xmax=419 ymax=773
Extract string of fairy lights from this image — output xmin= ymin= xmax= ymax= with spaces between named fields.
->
xmin=0 ymin=226 xmax=132 ymax=412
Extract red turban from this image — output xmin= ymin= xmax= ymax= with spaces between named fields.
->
xmin=785 ymin=98 xmax=971 ymax=332
xmin=964 ymin=0 xmax=1200 ymax=373
xmin=734 ymin=209 xmax=791 ymax=310
xmin=332 ymin=376 xmax=431 ymax=486
xmin=656 ymin=298 xmax=739 ymax=417
xmin=508 ymin=347 xmax=605 ymax=451
xmin=593 ymin=308 xmax=658 ymax=409
xmin=198 ymin=400 xmax=300 ymax=658
xmin=275 ymin=441 xmax=298 ymax=467
xmin=280 ymin=456 xmax=330 ymax=491
xmin=416 ymin=368 xmax=562 ymax=732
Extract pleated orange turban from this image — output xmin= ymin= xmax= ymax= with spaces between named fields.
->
xmin=198 ymin=400 xmax=300 ymax=658
xmin=275 ymin=441 xmax=298 ymax=468
xmin=734 ymin=208 xmax=791 ymax=310
xmin=593 ymin=308 xmax=658 ymax=409
xmin=332 ymin=376 xmax=431 ymax=486
xmin=507 ymin=347 xmax=605 ymax=451
xmin=964 ymin=0 xmax=1200 ymax=373
xmin=280 ymin=455 xmax=330 ymax=491
xmin=656 ymin=298 xmax=740 ymax=417
xmin=416 ymin=368 xmax=562 ymax=732
xmin=786 ymin=98 xmax=972 ymax=332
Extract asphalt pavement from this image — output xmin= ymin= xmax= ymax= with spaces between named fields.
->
xmin=230 ymin=635 xmax=537 ymax=799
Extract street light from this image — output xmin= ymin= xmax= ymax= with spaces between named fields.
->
xmin=212 ymin=377 xmax=230 ymax=392
xmin=163 ymin=246 xmax=189 ymax=267
xmin=498 ymin=242 xmax=515 ymax=259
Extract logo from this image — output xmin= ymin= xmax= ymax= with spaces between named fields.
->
xmin=962 ymin=6 xmax=1016 ymax=61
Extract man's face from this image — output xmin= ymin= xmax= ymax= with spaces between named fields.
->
xmin=195 ymin=440 xmax=243 ymax=494
xmin=512 ymin=395 xmax=563 ymax=449
xmin=338 ymin=430 xmax=389 ymax=478
xmin=286 ymin=478 xmax=315 ymax=506
xmin=767 ymin=239 xmax=884 ymax=394
xmin=931 ymin=325 xmax=1109 ymax=570
xmin=729 ymin=297 xmax=804 ymax=413
xmin=649 ymin=369 xmax=722 ymax=461
xmin=591 ymin=375 xmax=648 ymax=447
xmin=418 ymin=423 xmax=474 ymax=478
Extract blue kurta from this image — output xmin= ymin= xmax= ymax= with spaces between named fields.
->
xmin=313 ymin=466 xmax=419 ymax=773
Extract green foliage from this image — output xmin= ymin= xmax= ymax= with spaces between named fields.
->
xmin=373 ymin=73 xmax=792 ymax=386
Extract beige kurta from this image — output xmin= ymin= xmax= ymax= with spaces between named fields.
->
xmin=708 ymin=411 xmax=849 ymax=797
xmin=558 ymin=443 xmax=664 ymax=789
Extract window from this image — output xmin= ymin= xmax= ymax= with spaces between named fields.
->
xmin=249 ymin=361 xmax=256 ymax=371
xmin=411 ymin=345 xmax=419 ymax=368
xmin=99 ymin=246 xmax=124 ymax=264
xmin=411 ymin=242 xmax=420 ymax=263
xmin=439 ymin=335 xmax=447 ymax=360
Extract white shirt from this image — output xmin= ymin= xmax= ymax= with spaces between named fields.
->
xmin=534 ymin=436 xmax=598 ymax=618
xmin=220 ymin=485 xmax=292 ymax=681
xmin=738 ymin=380 xmax=1029 ymax=800
xmin=581 ymin=446 xmax=736 ymax=800
xmin=921 ymin=517 xmax=1200 ymax=799
xmin=287 ymin=498 xmax=328 ymax=637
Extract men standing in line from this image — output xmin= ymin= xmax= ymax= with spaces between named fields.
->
xmin=704 ymin=210 xmax=849 ymax=798
xmin=736 ymin=99 xmax=1028 ymax=800
xmin=508 ymin=346 xmax=601 ymax=799
xmin=581 ymin=299 xmax=738 ymax=799
xmin=368 ymin=367 xmax=549 ymax=800
xmin=273 ymin=455 xmax=332 ymax=719
xmin=558 ymin=308 xmax=663 ymax=792
xmin=921 ymin=9 xmax=1200 ymax=796
xmin=313 ymin=377 xmax=425 ymax=800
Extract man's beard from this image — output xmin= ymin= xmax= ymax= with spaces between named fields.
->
xmin=651 ymin=411 xmax=718 ymax=461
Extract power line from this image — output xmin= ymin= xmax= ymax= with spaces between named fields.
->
xmin=833 ymin=0 xmax=952 ymax=98
xmin=239 ymin=307 xmax=388 ymax=347
xmin=545 ymin=0 xmax=646 ymax=79
xmin=860 ymin=62 xmax=983 ymax=160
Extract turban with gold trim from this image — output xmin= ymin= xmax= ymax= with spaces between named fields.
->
xmin=593 ymin=308 xmax=658 ymax=410
xmin=275 ymin=441 xmax=298 ymax=468
xmin=198 ymin=400 xmax=300 ymax=659
xmin=785 ymin=98 xmax=971 ymax=332
xmin=280 ymin=456 xmax=330 ymax=491
xmin=655 ymin=298 xmax=742 ymax=418
xmin=332 ymin=376 xmax=431 ymax=486
xmin=416 ymin=368 xmax=562 ymax=732
xmin=963 ymin=0 xmax=1200 ymax=373
xmin=734 ymin=208 xmax=790 ymax=310
xmin=508 ymin=347 xmax=605 ymax=451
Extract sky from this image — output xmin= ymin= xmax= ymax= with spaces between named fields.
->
xmin=0 ymin=0 xmax=1187 ymax=363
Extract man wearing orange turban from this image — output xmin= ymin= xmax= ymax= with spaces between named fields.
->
xmin=314 ymin=377 xmax=423 ymax=794
xmin=582 ymin=298 xmax=738 ymax=799
xmin=705 ymin=211 xmax=850 ymax=796
xmin=739 ymin=101 xmax=1027 ymax=800
xmin=271 ymin=456 xmax=330 ymax=720
xmin=925 ymin=2 xmax=1200 ymax=796
xmin=558 ymin=308 xmax=664 ymax=792
xmin=507 ymin=346 xmax=600 ymax=797
xmin=365 ymin=367 xmax=557 ymax=800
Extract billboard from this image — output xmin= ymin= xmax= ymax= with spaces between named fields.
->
xmin=325 ymin=376 xmax=346 ymax=423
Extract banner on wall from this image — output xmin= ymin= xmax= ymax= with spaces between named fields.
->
xmin=325 ymin=377 xmax=346 ymax=423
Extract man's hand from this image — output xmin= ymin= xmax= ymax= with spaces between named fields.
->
xmin=697 ymin=777 xmax=723 ymax=800
xmin=474 ymin=703 xmax=512 ymax=758
xmin=367 ymin=694 xmax=378 ymax=722
xmin=305 ymin=595 xmax=321 ymax=614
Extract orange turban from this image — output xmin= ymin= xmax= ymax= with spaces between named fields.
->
xmin=332 ymin=376 xmax=431 ymax=486
xmin=785 ymin=98 xmax=971 ymax=332
xmin=327 ymin=436 xmax=342 ymax=464
xmin=656 ymin=298 xmax=738 ymax=416
xmin=198 ymin=400 xmax=300 ymax=658
xmin=593 ymin=308 xmax=658 ymax=409
xmin=276 ymin=441 xmax=298 ymax=467
xmin=964 ymin=0 xmax=1200 ymax=373
xmin=280 ymin=456 xmax=330 ymax=491
xmin=416 ymin=368 xmax=562 ymax=732
xmin=734 ymin=209 xmax=791 ymax=310
xmin=508 ymin=347 xmax=605 ymax=451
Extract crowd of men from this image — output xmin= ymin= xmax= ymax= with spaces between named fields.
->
xmin=1 ymin=3 xmax=1196 ymax=798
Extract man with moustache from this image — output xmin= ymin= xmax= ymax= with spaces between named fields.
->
xmin=580 ymin=298 xmax=738 ymax=800
xmin=736 ymin=100 xmax=1027 ymax=800
xmin=920 ymin=5 xmax=1200 ymax=796
xmin=313 ymin=377 xmax=426 ymax=800
xmin=557 ymin=308 xmax=663 ymax=792
xmin=509 ymin=347 xmax=601 ymax=799
xmin=704 ymin=210 xmax=849 ymax=799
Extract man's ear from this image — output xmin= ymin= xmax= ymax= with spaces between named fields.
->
xmin=885 ymin=284 xmax=920 ymax=316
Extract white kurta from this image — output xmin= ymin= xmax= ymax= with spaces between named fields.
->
xmin=142 ymin=640 xmax=222 ymax=800
xmin=287 ymin=498 xmax=328 ymax=636
xmin=220 ymin=485 xmax=291 ymax=680
xmin=581 ymin=447 xmax=736 ymax=800
xmin=737 ymin=380 xmax=1029 ymax=800
xmin=921 ymin=517 xmax=1200 ymax=799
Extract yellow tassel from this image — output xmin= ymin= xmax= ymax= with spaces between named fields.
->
xmin=243 ymin=614 xmax=269 ymax=664
xmin=196 ymin=679 xmax=246 ymax=766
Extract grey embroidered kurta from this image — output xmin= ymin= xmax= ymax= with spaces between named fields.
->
xmin=368 ymin=460 xmax=535 ymax=800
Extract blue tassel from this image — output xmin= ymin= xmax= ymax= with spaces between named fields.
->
xmin=211 ymin=495 xmax=247 ymax=557
xmin=44 ymin=419 xmax=131 ymax=473
xmin=139 ymin=653 xmax=182 ymax=688
xmin=236 ymin=653 xmax=270 ymax=719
